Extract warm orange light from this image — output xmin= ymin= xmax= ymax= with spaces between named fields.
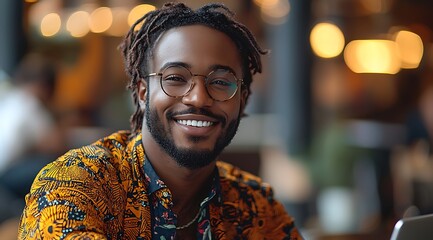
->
xmin=310 ymin=22 xmax=345 ymax=58
xmin=67 ymin=11 xmax=90 ymax=38
xmin=40 ymin=13 xmax=61 ymax=37
xmin=106 ymin=7 xmax=129 ymax=37
xmin=360 ymin=0 xmax=392 ymax=14
xmin=344 ymin=40 xmax=401 ymax=74
xmin=128 ymin=4 xmax=156 ymax=30
xmin=253 ymin=0 xmax=279 ymax=8
xmin=254 ymin=0 xmax=290 ymax=25
xmin=89 ymin=7 xmax=113 ymax=33
xmin=394 ymin=30 xmax=424 ymax=69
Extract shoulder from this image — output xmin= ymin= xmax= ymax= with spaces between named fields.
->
xmin=215 ymin=161 xmax=303 ymax=239
xmin=216 ymin=160 xmax=276 ymax=205
xmin=55 ymin=130 xmax=130 ymax=166
xmin=19 ymin=131 xmax=133 ymax=239
xmin=216 ymin=160 xmax=267 ymax=192
xmin=32 ymin=131 xmax=132 ymax=193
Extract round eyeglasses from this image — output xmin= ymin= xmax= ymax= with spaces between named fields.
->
xmin=146 ymin=65 xmax=243 ymax=102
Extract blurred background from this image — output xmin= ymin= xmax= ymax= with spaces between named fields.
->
xmin=1 ymin=0 xmax=433 ymax=239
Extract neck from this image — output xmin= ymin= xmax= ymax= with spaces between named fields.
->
xmin=142 ymin=132 xmax=216 ymax=212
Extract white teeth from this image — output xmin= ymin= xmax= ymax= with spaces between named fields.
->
xmin=177 ymin=119 xmax=214 ymax=127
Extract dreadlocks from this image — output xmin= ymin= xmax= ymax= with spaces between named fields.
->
xmin=119 ymin=2 xmax=267 ymax=134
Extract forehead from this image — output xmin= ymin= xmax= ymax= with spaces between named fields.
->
xmin=150 ymin=25 xmax=242 ymax=73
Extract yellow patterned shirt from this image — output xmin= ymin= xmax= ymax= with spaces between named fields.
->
xmin=18 ymin=131 xmax=302 ymax=239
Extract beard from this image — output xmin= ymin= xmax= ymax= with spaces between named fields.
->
xmin=145 ymin=101 xmax=241 ymax=170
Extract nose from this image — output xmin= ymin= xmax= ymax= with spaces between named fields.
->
xmin=181 ymin=76 xmax=214 ymax=107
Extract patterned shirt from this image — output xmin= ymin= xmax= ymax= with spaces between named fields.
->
xmin=144 ymin=157 xmax=217 ymax=239
xmin=18 ymin=131 xmax=302 ymax=239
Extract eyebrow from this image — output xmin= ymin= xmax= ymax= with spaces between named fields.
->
xmin=159 ymin=61 xmax=190 ymax=71
xmin=159 ymin=62 xmax=238 ymax=76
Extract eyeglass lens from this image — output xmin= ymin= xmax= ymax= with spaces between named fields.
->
xmin=160 ymin=66 xmax=239 ymax=101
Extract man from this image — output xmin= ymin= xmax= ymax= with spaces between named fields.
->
xmin=18 ymin=2 xmax=302 ymax=239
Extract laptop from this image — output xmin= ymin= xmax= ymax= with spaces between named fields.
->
xmin=390 ymin=213 xmax=433 ymax=240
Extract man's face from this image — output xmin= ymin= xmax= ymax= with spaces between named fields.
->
xmin=141 ymin=25 xmax=247 ymax=169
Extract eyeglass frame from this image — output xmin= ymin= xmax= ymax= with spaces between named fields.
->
xmin=145 ymin=65 xmax=244 ymax=102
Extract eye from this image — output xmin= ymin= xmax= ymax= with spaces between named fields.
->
xmin=209 ymin=78 xmax=232 ymax=86
xmin=164 ymin=74 xmax=186 ymax=82
xmin=208 ymin=78 xmax=237 ymax=92
xmin=207 ymin=69 xmax=238 ymax=90
xmin=163 ymin=74 xmax=188 ymax=85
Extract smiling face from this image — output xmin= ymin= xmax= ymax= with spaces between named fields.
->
xmin=139 ymin=25 xmax=247 ymax=169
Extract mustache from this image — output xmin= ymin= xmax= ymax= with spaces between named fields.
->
xmin=167 ymin=108 xmax=226 ymax=126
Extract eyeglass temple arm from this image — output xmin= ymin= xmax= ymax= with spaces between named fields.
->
xmin=146 ymin=73 xmax=160 ymax=77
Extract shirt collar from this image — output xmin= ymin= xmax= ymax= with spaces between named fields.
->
xmin=126 ymin=133 xmax=167 ymax=195
xmin=204 ymin=168 xmax=222 ymax=207
xmin=143 ymin=156 xmax=168 ymax=195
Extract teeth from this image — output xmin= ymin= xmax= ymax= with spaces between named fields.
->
xmin=177 ymin=119 xmax=214 ymax=127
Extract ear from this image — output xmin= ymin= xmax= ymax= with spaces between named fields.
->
xmin=137 ymin=79 xmax=147 ymax=109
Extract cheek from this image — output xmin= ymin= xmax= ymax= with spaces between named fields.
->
xmin=222 ymin=98 xmax=243 ymax=120
xmin=149 ymin=91 xmax=169 ymax=103
xmin=148 ymin=86 xmax=174 ymax=115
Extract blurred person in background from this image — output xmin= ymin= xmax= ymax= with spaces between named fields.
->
xmin=0 ymin=53 xmax=65 ymax=223
xmin=17 ymin=2 xmax=302 ymax=239
xmin=405 ymin=80 xmax=433 ymax=154
xmin=392 ymin=79 xmax=433 ymax=218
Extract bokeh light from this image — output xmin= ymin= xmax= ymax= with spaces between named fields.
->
xmin=89 ymin=7 xmax=113 ymax=34
xmin=66 ymin=11 xmax=90 ymax=38
xmin=40 ymin=13 xmax=61 ymax=37
xmin=310 ymin=22 xmax=345 ymax=58
xmin=344 ymin=40 xmax=401 ymax=74
xmin=254 ymin=0 xmax=290 ymax=25
xmin=106 ymin=7 xmax=129 ymax=37
xmin=128 ymin=4 xmax=156 ymax=31
xmin=394 ymin=30 xmax=424 ymax=69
